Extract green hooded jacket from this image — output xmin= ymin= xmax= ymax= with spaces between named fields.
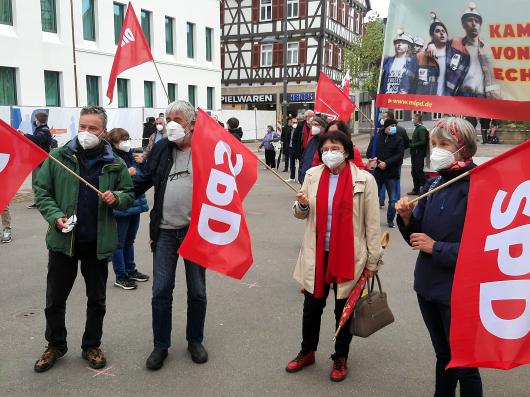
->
xmin=34 ymin=140 xmax=134 ymax=259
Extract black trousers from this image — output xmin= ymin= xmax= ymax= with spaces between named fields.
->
xmin=301 ymin=282 xmax=353 ymax=358
xmin=417 ymin=294 xmax=483 ymax=397
xmin=45 ymin=244 xmax=108 ymax=351
xmin=410 ymin=151 xmax=426 ymax=191
xmin=265 ymin=149 xmax=276 ymax=168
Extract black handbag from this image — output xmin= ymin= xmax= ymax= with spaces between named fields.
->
xmin=350 ymin=274 xmax=394 ymax=337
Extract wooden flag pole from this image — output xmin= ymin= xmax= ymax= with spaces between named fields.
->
xmin=409 ymin=171 xmax=471 ymax=205
xmin=152 ymin=60 xmax=170 ymax=103
xmin=257 ymin=156 xmax=299 ymax=193
xmin=47 ymin=154 xmax=104 ymax=196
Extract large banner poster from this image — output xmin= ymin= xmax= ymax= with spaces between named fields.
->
xmin=376 ymin=0 xmax=530 ymax=121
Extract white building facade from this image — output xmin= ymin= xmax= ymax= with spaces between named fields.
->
xmin=0 ymin=0 xmax=221 ymax=110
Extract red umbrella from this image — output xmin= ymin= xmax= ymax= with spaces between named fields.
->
xmin=333 ymin=232 xmax=390 ymax=339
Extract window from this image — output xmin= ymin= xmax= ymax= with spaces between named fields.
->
xmin=261 ymin=44 xmax=272 ymax=67
xmin=141 ymin=10 xmax=151 ymax=48
xmin=44 ymin=70 xmax=60 ymax=107
xmin=287 ymin=42 xmax=299 ymax=65
xmin=287 ymin=0 xmax=298 ymax=18
xmin=41 ymin=0 xmax=57 ymax=33
xmin=205 ymin=27 xmax=213 ymax=62
xmin=86 ymin=75 xmax=100 ymax=106
xmin=394 ymin=110 xmax=404 ymax=120
xmin=188 ymin=85 xmax=196 ymax=107
xmin=0 ymin=67 xmax=17 ymax=105
xmin=168 ymin=83 xmax=177 ymax=102
xmin=328 ymin=43 xmax=333 ymax=66
xmin=207 ymin=87 xmax=214 ymax=110
xmin=113 ymin=2 xmax=125 ymax=45
xmin=117 ymin=78 xmax=128 ymax=108
xmin=260 ymin=0 xmax=272 ymax=21
xmin=187 ymin=22 xmax=195 ymax=58
xmin=432 ymin=112 xmax=443 ymax=120
xmin=82 ymin=0 xmax=96 ymax=41
xmin=144 ymin=81 xmax=154 ymax=108
xmin=0 ymin=0 xmax=13 ymax=25
xmin=165 ymin=16 xmax=174 ymax=54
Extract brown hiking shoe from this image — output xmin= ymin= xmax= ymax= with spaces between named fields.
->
xmin=82 ymin=347 xmax=107 ymax=369
xmin=34 ymin=347 xmax=66 ymax=373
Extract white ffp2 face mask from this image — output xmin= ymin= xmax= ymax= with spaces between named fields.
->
xmin=118 ymin=140 xmax=132 ymax=152
xmin=322 ymin=151 xmax=346 ymax=169
xmin=77 ymin=131 xmax=100 ymax=150
xmin=430 ymin=146 xmax=463 ymax=171
xmin=156 ymin=124 xmax=164 ymax=132
xmin=166 ymin=121 xmax=186 ymax=142
xmin=311 ymin=126 xmax=321 ymax=136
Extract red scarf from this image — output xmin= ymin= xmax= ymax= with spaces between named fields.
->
xmin=314 ymin=164 xmax=355 ymax=298
xmin=302 ymin=123 xmax=311 ymax=149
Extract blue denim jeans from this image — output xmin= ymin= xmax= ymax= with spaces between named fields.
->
xmin=152 ymin=228 xmax=207 ymax=349
xmin=112 ymin=214 xmax=140 ymax=279
xmin=379 ymin=168 xmax=402 ymax=204
xmin=376 ymin=177 xmax=398 ymax=223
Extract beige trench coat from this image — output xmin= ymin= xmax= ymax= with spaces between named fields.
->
xmin=292 ymin=163 xmax=383 ymax=299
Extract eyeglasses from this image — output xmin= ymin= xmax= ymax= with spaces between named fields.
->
xmin=320 ymin=147 xmax=345 ymax=154
xmin=169 ymin=170 xmax=190 ymax=181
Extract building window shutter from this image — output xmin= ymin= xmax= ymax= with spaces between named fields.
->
xmin=252 ymin=0 xmax=259 ymax=22
xmin=345 ymin=4 xmax=350 ymax=28
xmin=329 ymin=0 xmax=333 ymax=19
xmin=273 ymin=42 xmax=283 ymax=66
xmin=338 ymin=1 xmax=343 ymax=24
xmin=299 ymin=0 xmax=307 ymax=17
xmin=333 ymin=46 xmax=338 ymax=68
xmin=359 ymin=13 xmax=363 ymax=33
xmin=353 ymin=11 xmax=358 ymax=34
xmin=325 ymin=42 xmax=329 ymax=65
xmin=279 ymin=0 xmax=285 ymax=20
xmin=299 ymin=39 xmax=307 ymax=64
xmin=252 ymin=43 xmax=260 ymax=67
xmin=272 ymin=0 xmax=279 ymax=20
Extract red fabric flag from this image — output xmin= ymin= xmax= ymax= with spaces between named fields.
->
xmin=0 ymin=118 xmax=49 ymax=212
xmin=178 ymin=109 xmax=258 ymax=279
xmin=449 ymin=139 xmax=530 ymax=370
xmin=106 ymin=2 xmax=153 ymax=104
xmin=314 ymin=72 xmax=356 ymax=122
xmin=341 ymin=70 xmax=351 ymax=96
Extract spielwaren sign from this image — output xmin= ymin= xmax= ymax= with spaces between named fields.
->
xmin=222 ymin=94 xmax=276 ymax=104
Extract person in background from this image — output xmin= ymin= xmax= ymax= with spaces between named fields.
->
xmin=259 ymin=125 xmax=280 ymax=169
xmin=487 ymin=119 xmax=499 ymax=144
xmin=106 ymin=128 xmax=150 ymax=290
xmin=134 ymin=101 xmax=209 ymax=370
xmin=33 ymin=106 xmax=134 ymax=373
xmin=286 ymin=128 xmax=382 ymax=382
xmin=26 ymin=112 xmax=52 ymax=209
xmin=366 ymin=118 xmax=404 ymax=228
xmin=142 ymin=117 xmax=156 ymax=149
xmin=285 ymin=117 xmax=300 ymax=183
xmin=2 ymin=206 xmax=12 ymax=243
xmin=380 ymin=31 xmax=418 ymax=94
xmin=298 ymin=116 xmax=328 ymax=184
xmin=411 ymin=36 xmax=425 ymax=55
xmin=326 ymin=120 xmax=366 ymax=170
xmin=226 ymin=117 xmax=243 ymax=141
xmin=479 ymin=118 xmax=491 ymax=144
xmin=281 ymin=118 xmax=294 ymax=173
xmin=300 ymin=110 xmax=315 ymax=150
xmin=396 ymin=117 xmax=482 ymax=396
xmin=408 ymin=113 xmax=429 ymax=195
xmin=144 ymin=117 xmax=166 ymax=159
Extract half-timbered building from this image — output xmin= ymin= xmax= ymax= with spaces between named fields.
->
xmin=221 ymin=0 xmax=370 ymax=116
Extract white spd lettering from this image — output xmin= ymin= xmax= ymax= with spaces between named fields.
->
xmin=0 ymin=153 xmax=10 ymax=173
xmin=479 ymin=179 xmax=530 ymax=339
xmin=198 ymin=141 xmax=243 ymax=246
xmin=121 ymin=28 xmax=135 ymax=47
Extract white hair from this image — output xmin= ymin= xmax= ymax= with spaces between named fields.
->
xmin=165 ymin=100 xmax=196 ymax=122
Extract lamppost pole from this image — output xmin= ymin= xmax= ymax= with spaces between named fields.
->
xmin=282 ymin=0 xmax=288 ymax=127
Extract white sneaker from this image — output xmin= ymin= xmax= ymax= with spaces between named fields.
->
xmin=2 ymin=228 xmax=12 ymax=243
xmin=284 ymin=178 xmax=296 ymax=183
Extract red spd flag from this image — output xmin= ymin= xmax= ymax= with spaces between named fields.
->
xmin=314 ymin=72 xmax=355 ymax=122
xmin=0 ymin=119 xmax=48 ymax=212
xmin=178 ymin=109 xmax=258 ymax=279
xmin=106 ymin=2 xmax=153 ymax=103
xmin=449 ymin=139 xmax=530 ymax=370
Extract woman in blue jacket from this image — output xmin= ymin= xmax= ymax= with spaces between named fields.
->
xmin=396 ymin=117 xmax=483 ymax=396
xmin=107 ymin=128 xmax=150 ymax=290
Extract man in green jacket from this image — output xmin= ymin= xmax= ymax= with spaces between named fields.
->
xmin=408 ymin=113 xmax=429 ymax=195
xmin=33 ymin=106 xmax=134 ymax=373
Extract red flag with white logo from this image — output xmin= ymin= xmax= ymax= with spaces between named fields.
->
xmin=106 ymin=2 xmax=153 ymax=104
xmin=178 ymin=109 xmax=258 ymax=279
xmin=341 ymin=70 xmax=351 ymax=96
xmin=449 ymin=139 xmax=530 ymax=370
xmin=0 ymin=118 xmax=49 ymax=212
xmin=314 ymin=72 xmax=355 ymax=122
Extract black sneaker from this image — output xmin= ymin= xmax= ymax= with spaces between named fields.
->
xmin=387 ymin=222 xmax=395 ymax=228
xmin=114 ymin=278 xmax=137 ymax=290
xmin=129 ymin=270 xmax=149 ymax=282
xmin=27 ymin=203 xmax=37 ymax=209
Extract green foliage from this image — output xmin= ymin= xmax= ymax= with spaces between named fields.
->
xmin=344 ymin=15 xmax=384 ymax=99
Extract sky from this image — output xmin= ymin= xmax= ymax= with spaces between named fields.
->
xmin=368 ymin=0 xmax=389 ymax=18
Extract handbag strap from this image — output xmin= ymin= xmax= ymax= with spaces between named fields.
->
xmin=366 ymin=274 xmax=384 ymax=294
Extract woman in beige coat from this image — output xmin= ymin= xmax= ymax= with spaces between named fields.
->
xmin=285 ymin=126 xmax=382 ymax=382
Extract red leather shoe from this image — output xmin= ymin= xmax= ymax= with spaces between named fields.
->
xmin=330 ymin=356 xmax=348 ymax=382
xmin=285 ymin=351 xmax=315 ymax=373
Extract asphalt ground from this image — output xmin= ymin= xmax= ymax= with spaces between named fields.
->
xmin=1 ymin=144 xmax=529 ymax=396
